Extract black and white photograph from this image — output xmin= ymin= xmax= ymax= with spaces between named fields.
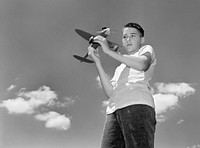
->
xmin=0 ymin=0 xmax=199 ymax=148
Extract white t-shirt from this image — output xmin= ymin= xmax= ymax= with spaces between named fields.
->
xmin=106 ymin=45 xmax=156 ymax=114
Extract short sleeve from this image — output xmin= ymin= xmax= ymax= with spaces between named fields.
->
xmin=139 ymin=45 xmax=156 ymax=63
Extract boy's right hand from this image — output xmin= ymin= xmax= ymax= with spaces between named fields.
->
xmin=88 ymin=45 xmax=101 ymax=64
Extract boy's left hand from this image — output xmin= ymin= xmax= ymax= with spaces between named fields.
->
xmin=93 ymin=35 xmax=109 ymax=52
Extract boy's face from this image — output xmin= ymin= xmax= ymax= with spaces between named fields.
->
xmin=122 ymin=27 xmax=144 ymax=54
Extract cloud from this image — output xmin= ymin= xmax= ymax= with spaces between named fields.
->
xmin=6 ymin=78 xmax=20 ymax=91
xmin=176 ymin=119 xmax=184 ymax=124
xmin=156 ymin=114 xmax=167 ymax=123
xmin=35 ymin=111 xmax=71 ymax=130
xmin=56 ymin=97 xmax=75 ymax=108
xmin=1 ymin=86 xmax=75 ymax=130
xmin=0 ymin=86 xmax=57 ymax=114
xmin=96 ymin=74 xmax=111 ymax=89
xmin=102 ymin=100 xmax=109 ymax=107
xmin=153 ymin=93 xmax=179 ymax=114
xmin=153 ymin=82 xmax=195 ymax=122
xmin=96 ymin=76 xmax=102 ymax=88
xmin=7 ymin=84 xmax=16 ymax=91
xmin=187 ymin=144 xmax=200 ymax=148
xmin=0 ymin=97 xmax=35 ymax=114
xmin=155 ymin=82 xmax=195 ymax=97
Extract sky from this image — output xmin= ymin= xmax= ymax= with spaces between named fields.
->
xmin=0 ymin=0 xmax=200 ymax=148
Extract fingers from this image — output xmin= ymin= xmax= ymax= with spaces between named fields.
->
xmin=92 ymin=36 xmax=99 ymax=44
xmin=93 ymin=36 xmax=105 ymax=43
xmin=88 ymin=45 xmax=98 ymax=55
xmin=87 ymin=46 xmax=100 ymax=63
xmin=88 ymin=46 xmax=99 ymax=57
xmin=88 ymin=46 xmax=94 ymax=56
xmin=94 ymin=48 xmax=99 ymax=58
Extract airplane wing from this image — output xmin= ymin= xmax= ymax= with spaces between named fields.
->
xmin=75 ymin=28 xmax=123 ymax=51
xmin=75 ymin=29 xmax=94 ymax=41
xmin=73 ymin=55 xmax=94 ymax=63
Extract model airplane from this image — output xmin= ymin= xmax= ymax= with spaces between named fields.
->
xmin=73 ymin=27 xmax=120 ymax=63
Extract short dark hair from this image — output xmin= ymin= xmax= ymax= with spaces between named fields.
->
xmin=123 ymin=22 xmax=144 ymax=37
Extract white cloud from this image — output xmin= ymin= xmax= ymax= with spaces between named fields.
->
xmin=96 ymin=74 xmax=111 ymax=88
xmin=102 ymin=100 xmax=109 ymax=107
xmin=18 ymin=86 xmax=57 ymax=104
xmin=0 ymin=97 xmax=34 ymax=114
xmin=1 ymin=86 xmax=74 ymax=130
xmin=156 ymin=114 xmax=168 ymax=123
xmin=0 ymin=86 xmax=57 ymax=114
xmin=155 ymin=82 xmax=195 ymax=97
xmin=153 ymin=93 xmax=179 ymax=114
xmin=56 ymin=97 xmax=75 ymax=108
xmin=153 ymin=82 xmax=196 ymax=122
xmin=187 ymin=144 xmax=200 ymax=148
xmin=176 ymin=119 xmax=184 ymax=124
xmin=96 ymin=76 xmax=102 ymax=88
xmin=7 ymin=84 xmax=16 ymax=91
xmin=35 ymin=111 xmax=71 ymax=130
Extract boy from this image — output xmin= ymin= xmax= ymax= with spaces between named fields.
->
xmin=88 ymin=22 xmax=157 ymax=148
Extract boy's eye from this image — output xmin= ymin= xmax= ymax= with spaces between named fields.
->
xmin=123 ymin=35 xmax=127 ymax=39
xmin=131 ymin=34 xmax=138 ymax=38
xmin=123 ymin=33 xmax=138 ymax=40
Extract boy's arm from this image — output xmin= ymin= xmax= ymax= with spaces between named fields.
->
xmin=95 ymin=62 xmax=114 ymax=98
xmin=93 ymin=36 xmax=151 ymax=72
xmin=88 ymin=46 xmax=114 ymax=98
xmin=103 ymin=48 xmax=151 ymax=72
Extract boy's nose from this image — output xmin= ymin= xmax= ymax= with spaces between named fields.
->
xmin=127 ymin=36 xmax=131 ymax=41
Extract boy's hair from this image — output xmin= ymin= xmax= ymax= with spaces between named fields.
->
xmin=123 ymin=22 xmax=144 ymax=37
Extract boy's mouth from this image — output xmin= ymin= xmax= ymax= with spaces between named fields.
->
xmin=127 ymin=44 xmax=132 ymax=46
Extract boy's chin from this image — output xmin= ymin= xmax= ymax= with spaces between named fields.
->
xmin=126 ymin=47 xmax=135 ymax=52
xmin=126 ymin=48 xmax=138 ymax=54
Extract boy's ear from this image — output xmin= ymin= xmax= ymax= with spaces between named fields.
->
xmin=141 ymin=37 xmax=145 ymax=44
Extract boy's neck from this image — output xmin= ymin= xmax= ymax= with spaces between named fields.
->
xmin=127 ymin=45 xmax=141 ymax=55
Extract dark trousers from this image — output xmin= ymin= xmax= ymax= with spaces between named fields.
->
xmin=101 ymin=104 xmax=156 ymax=148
